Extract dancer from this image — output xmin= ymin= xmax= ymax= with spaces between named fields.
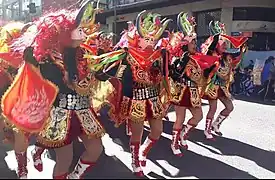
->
xmin=0 ymin=21 xmax=38 ymax=179
xmin=201 ymin=21 xmax=248 ymax=138
xmin=83 ymin=31 xmax=115 ymax=55
xmin=15 ymin=1 xmax=105 ymax=179
xmin=87 ymin=10 xmax=171 ymax=176
xmin=166 ymin=13 xmax=219 ymax=155
xmin=82 ymin=32 xmax=116 ymax=115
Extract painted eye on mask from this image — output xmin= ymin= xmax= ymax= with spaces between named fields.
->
xmin=71 ymin=27 xmax=87 ymax=40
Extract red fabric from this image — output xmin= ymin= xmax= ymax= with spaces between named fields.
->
xmin=0 ymin=51 xmax=23 ymax=68
xmin=128 ymin=48 xmax=162 ymax=70
xmin=170 ymin=87 xmax=194 ymax=108
xmin=221 ymin=34 xmax=248 ymax=48
xmin=191 ymin=53 xmax=220 ymax=70
xmin=1 ymin=63 xmax=58 ymax=133
xmin=80 ymin=43 xmax=97 ymax=55
xmin=190 ymin=53 xmax=220 ymax=79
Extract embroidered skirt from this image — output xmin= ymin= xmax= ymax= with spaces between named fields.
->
xmin=36 ymin=106 xmax=105 ymax=148
xmin=202 ymin=84 xmax=231 ymax=100
xmin=169 ymin=79 xmax=201 ymax=108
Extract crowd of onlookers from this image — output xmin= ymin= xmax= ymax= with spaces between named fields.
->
xmin=231 ymin=56 xmax=275 ymax=102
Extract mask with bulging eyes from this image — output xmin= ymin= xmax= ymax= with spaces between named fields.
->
xmin=138 ymin=37 xmax=157 ymax=50
xmin=71 ymin=27 xmax=87 ymax=40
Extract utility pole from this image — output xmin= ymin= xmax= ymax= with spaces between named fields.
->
xmin=113 ymin=0 xmax=117 ymax=43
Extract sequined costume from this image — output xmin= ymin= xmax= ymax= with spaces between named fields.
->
xmin=168 ymin=13 xmax=219 ymax=108
xmin=86 ymin=10 xmax=171 ymax=176
xmin=11 ymin=1 xmax=105 ymax=178
xmin=0 ymin=22 xmax=39 ymax=179
xmin=81 ymin=32 xmax=116 ymax=113
xmin=162 ymin=13 xmax=219 ymax=155
xmin=201 ymin=21 xmax=248 ymax=138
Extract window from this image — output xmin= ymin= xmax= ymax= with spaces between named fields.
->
xmin=114 ymin=21 xmax=128 ymax=43
xmin=164 ymin=14 xmax=178 ymax=32
xmin=233 ymin=7 xmax=275 ymax=22
xmin=246 ymin=32 xmax=275 ymax=51
xmin=193 ymin=9 xmax=221 ymax=49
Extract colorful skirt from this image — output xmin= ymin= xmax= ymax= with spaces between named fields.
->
xmin=202 ymin=84 xmax=231 ymax=100
xmin=106 ymin=79 xmax=167 ymax=126
xmin=36 ymin=106 xmax=105 ymax=148
xmin=170 ymin=79 xmax=201 ymax=108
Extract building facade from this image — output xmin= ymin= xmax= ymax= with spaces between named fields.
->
xmin=103 ymin=0 xmax=275 ymax=51
xmin=0 ymin=0 xmax=107 ymax=23
xmin=0 ymin=0 xmax=42 ymax=22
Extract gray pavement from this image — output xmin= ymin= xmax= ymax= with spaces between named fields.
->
xmin=1 ymin=99 xmax=275 ymax=179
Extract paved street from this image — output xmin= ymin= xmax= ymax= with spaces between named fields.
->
xmin=1 ymin=98 xmax=275 ymax=179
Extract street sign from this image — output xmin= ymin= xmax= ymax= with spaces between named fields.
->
xmin=231 ymin=31 xmax=253 ymax=37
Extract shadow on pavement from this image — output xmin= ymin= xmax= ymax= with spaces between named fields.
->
xmin=187 ymin=127 xmax=275 ymax=174
xmin=0 ymin=136 xmax=18 ymax=178
xmin=48 ymin=139 xmax=136 ymax=179
xmin=162 ymin=120 xmax=275 ymax=174
xmin=99 ymin=109 xmax=257 ymax=179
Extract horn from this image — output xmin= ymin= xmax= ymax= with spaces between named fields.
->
xmin=21 ymin=22 xmax=33 ymax=33
xmin=75 ymin=0 xmax=93 ymax=27
xmin=96 ymin=0 xmax=100 ymax=9
xmin=97 ymin=31 xmax=104 ymax=39
xmin=177 ymin=12 xmax=184 ymax=33
xmin=148 ymin=14 xmax=161 ymax=33
xmin=154 ymin=18 xmax=172 ymax=40
xmin=209 ymin=20 xmax=216 ymax=36
xmin=136 ymin=10 xmax=146 ymax=38
xmin=177 ymin=12 xmax=192 ymax=36
xmin=161 ymin=17 xmax=167 ymax=23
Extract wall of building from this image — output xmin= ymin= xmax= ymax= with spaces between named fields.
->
xmin=106 ymin=0 xmax=274 ymax=35
xmin=0 ymin=0 xmax=42 ymax=21
xmin=42 ymin=0 xmax=107 ymax=12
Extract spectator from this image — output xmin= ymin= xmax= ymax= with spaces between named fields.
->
xmin=232 ymin=67 xmax=242 ymax=94
xmin=264 ymin=56 xmax=275 ymax=101
xmin=244 ymin=60 xmax=254 ymax=72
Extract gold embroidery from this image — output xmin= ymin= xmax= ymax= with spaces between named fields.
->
xmin=120 ymin=96 xmax=131 ymax=117
xmin=206 ymin=85 xmax=219 ymax=99
xmin=185 ymin=60 xmax=202 ymax=85
xmin=170 ymin=78 xmax=186 ymax=103
xmin=217 ymin=61 xmax=231 ymax=80
xmin=127 ymin=54 xmax=163 ymax=85
xmin=130 ymin=100 xmax=146 ymax=122
xmin=116 ymin=64 xmax=127 ymax=79
xmin=73 ymin=73 xmax=94 ymax=96
xmin=148 ymin=97 xmax=164 ymax=120
xmin=37 ymin=107 xmax=70 ymax=147
xmin=75 ymin=109 xmax=105 ymax=138
xmin=189 ymin=87 xmax=201 ymax=108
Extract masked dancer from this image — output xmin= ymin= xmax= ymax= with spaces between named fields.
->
xmin=201 ymin=21 xmax=248 ymax=139
xmin=12 ymin=1 xmax=105 ymax=179
xmin=165 ymin=13 xmax=219 ymax=155
xmin=86 ymin=10 xmax=171 ymax=177
xmin=0 ymin=21 xmax=41 ymax=179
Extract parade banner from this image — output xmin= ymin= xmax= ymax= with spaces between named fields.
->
xmin=1 ymin=63 xmax=58 ymax=133
xmin=252 ymin=59 xmax=265 ymax=86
